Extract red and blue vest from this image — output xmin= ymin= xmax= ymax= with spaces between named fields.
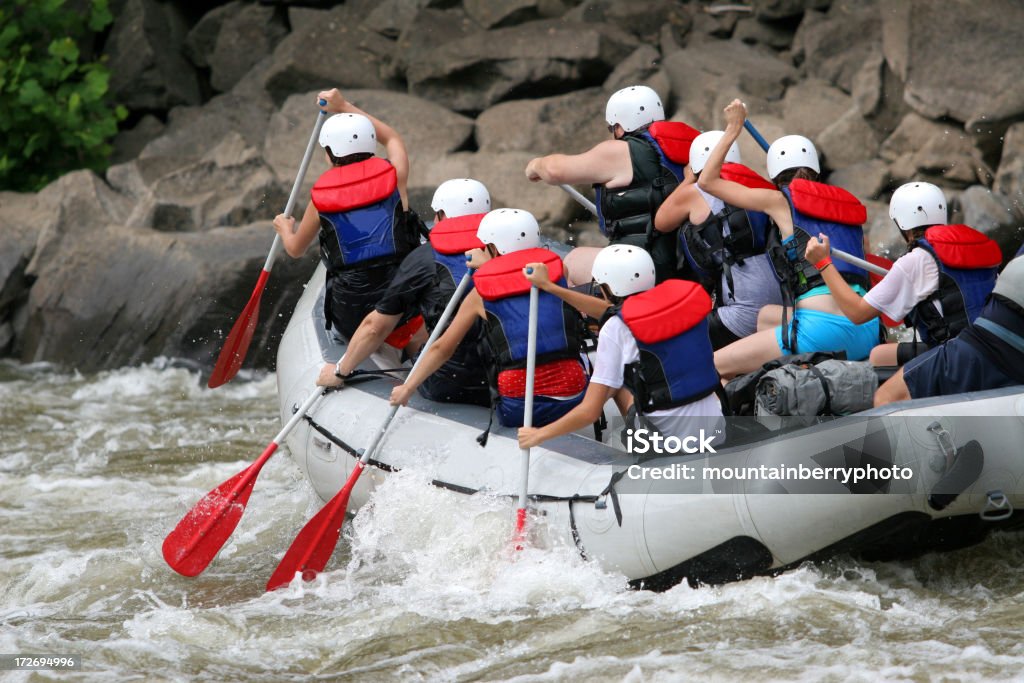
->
xmin=618 ymin=279 xmax=719 ymax=413
xmin=428 ymin=213 xmax=486 ymax=307
xmin=474 ymin=248 xmax=586 ymax=398
xmin=311 ymin=157 xmax=407 ymax=271
xmin=910 ymin=224 xmax=1002 ymax=345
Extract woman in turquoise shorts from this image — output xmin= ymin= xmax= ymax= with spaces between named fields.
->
xmin=697 ymin=98 xmax=880 ymax=380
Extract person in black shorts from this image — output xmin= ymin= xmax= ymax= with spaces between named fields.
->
xmin=316 ymin=179 xmax=493 ymax=406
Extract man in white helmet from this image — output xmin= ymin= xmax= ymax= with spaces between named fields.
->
xmin=655 ymin=130 xmax=783 ymax=348
xmin=805 ymin=181 xmax=1002 ymax=367
xmin=316 ymin=178 xmax=494 ymax=407
xmin=524 ymin=85 xmax=699 ymax=285
xmin=518 ymin=244 xmax=725 ymax=451
xmin=273 ymin=88 xmax=424 ymax=349
xmin=875 ymin=255 xmax=1024 ymax=406
xmin=391 ymin=209 xmax=589 ymax=432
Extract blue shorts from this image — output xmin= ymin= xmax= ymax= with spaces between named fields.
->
xmin=903 ymin=336 xmax=1017 ymax=399
xmin=497 ymin=392 xmax=586 ymax=429
xmin=775 ymin=308 xmax=880 ymax=360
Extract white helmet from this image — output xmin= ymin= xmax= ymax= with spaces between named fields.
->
xmin=476 ymin=208 xmax=540 ymax=255
xmin=591 ymin=244 xmax=656 ymax=297
xmin=766 ymin=134 xmax=819 ymax=180
xmin=319 ymin=113 xmax=376 ymax=157
xmin=689 ymin=130 xmax=742 ymax=174
xmin=993 ymin=255 xmax=1024 ymax=310
xmin=888 ymin=181 xmax=947 ymax=232
xmin=430 ymin=178 xmax=491 ymax=219
xmin=605 ymin=85 xmax=664 ymax=133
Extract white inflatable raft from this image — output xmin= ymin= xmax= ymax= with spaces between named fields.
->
xmin=277 ymin=264 xmax=1024 ymax=589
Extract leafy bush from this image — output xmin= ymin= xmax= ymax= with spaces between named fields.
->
xmin=0 ymin=0 xmax=127 ymax=192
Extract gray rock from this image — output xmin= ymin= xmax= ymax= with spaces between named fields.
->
xmin=792 ymin=1 xmax=881 ymax=93
xmin=476 ymin=87 xmax=608 ymax=155
xmin=111 ymin=115 xmax=166 ymax=166
xmin=602 ymin=0 xmax=688 ymax=41
xmin=387 ymin=7 xmax=478 ymax=81
xmin=207 ymin=3 xmax=288 ymax=93
xmin=732 ymin=16 xmax=799 ymax=50
xmin=954 ymin=186 xmax=1024 ymax=257
xmin=463 ymin=0 xmax=543 ymax=29
xmin=994 ymin=122 xmax=1024 ymax=197
xmin=752 ymin=0 xmax=832 ymax=21
xmin=183 ymin=1 xmax=236 ymax=69
xmin=862 ymin=198 xmax=904 ymax=259
xmin=409 ymin=151 xmax=579 ymax=228
xmin=781 ymin=78 xmax=852 ymax=140
xmin=882 ymin=113 xmax=990 ymax=187
xmin=817 ymin=108 xmax=881 ymax=169
xmin=882 ymin=0 xmax=1024 ymax=123
xmin=365 ymin=0 xmax=434 ymax=38
xmin=262 ymin=5 xmax=397 ymax=104
xmin=0 ymin=193 xmax=51 ymax=315
xmin=602 ymin=45 xmax=662 ymax=94
xmin=662 ymin=40 xmax=797 ymax=126
xmin=407 ymin=20 xmax=637 ymax=112
xmin=827 ymin=159 xmax=891 ymax=201
xmin=106 ymin=0 xmax=202 ymax=110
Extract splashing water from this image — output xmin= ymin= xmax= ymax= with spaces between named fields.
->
xmin=3 ymin=360 xmax=1024 ymax=681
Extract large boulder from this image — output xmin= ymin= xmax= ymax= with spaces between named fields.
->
xmin=105 ymin=0 xmax=202 ymax=110
xmin=0 ymin=193 xmax=54 ymax=353
xmin=205 ymin=2 xmax=289 ymax=93
xmin=564 ymin=0 xmax=686 ymax=41
xmin=406 ymin=20 xmax=637 ymax=112
xmin=662 ymin=40 xmax=797 ymax=127
xmin=817 ymin=108 xmax=882 ymax=169
xmin=475 ymin=88 xmax=607 ymax=155
xmin=752 ymin=0 xmax=832 ymax=21
xmin=881 ymin=113 xmax=990 ymax=187
xmin=791 ymin=1 xmax=882 ymax=93
xmin=408 ymin=151 xmax=579 ymax=229
xmin=261 ymin=5 xmax=398 ymax=104
xmin=827 ymin=159 xmax=891 ymax=201
xmin=954 ymin=186 xmax=1024 ymax=258
xmin=365 ymin=0 xmax=437 ymax=38
xmin=994 ymin=122 xmax=1024 ymax=198
xmin=732 ymin=16 xmax=800 ymax=50
xmin=882 ymin=0 xmax=1024 ymax=124
xmin=780 ymin=78 xmax=852 ymax=140
xmin=463 ymin=0 xmax=546 ymax=29
xmin=387 ymin=7 xmax=479 ymax=81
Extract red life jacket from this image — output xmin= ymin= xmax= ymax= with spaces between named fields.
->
xmin=618 ymin=280 xmax=719 ymax=413
xmin=429 ymin=213 xmax=485 ymax=291
xmin=311 ymin=157 xmax=407 ymax=270
xmin=910 ymin=224 xmax=1002 ymax=345
xmin=475 ymin=248 xmax=586 ymax=398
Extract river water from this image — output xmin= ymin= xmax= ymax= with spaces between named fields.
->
xmin=2 ymin=359 xmax=1024 ymax=682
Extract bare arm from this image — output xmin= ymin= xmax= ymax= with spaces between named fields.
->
xmin=805 ymin=234 xmax=878 ymax=324
xmin=320 ymin=88 xmax=409 ymax=209
xmin=697 ymin=99 xmax=794 ymax=237
xmin=525 ymin=139 xmax=632 ymax=187
xmin=523 ymin=262 xmax=611 ymax=319
xmin=273 ymin=200 xmax=320 ymax=258
xmin=518 ymin=382 xmax=616 ymax=449
xmin=336 ymin=310 xmax=403 ymax=376
xmin=389 ymin=290 xmax=482 ymax=405
xmin=655 ymin=183 xmax=700 ymax=233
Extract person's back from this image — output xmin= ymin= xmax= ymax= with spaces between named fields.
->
xmin=874 ymin=255 xmax=1024 ymax=406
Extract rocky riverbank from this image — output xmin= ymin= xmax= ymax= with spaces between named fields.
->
xmin=2 ymin=0 xmax=1022 ymax=372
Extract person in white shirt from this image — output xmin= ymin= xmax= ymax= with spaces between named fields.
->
xmin=805 ymin=181 xmax=1001 ymax=366
xmin=518 ymin=245 xmax=724 ymax=451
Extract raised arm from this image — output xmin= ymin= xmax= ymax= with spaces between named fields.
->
xmin=523 ymin=262 xmax=611 ymax=319
xmin=320 ymin=88 xmax=409 ymax=208
xmin=525 ymin=139 xmax=632 ymax=187
xmin=697 ymin=99 xmax=793 ymax=237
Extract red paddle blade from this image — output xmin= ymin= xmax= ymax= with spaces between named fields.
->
xmin=512 ymin=507 xmax=527 ymax=552
xmin=163 ymin=445 xmax=275 ymax=576
xmin=266 ymin=463 xmax=365 ymax=591
xmin=208 ymin=270 xmax=270 ymax=389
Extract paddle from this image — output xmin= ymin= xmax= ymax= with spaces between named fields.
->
xmin=513 ymin=281 xmax=540 ymax=549
xmin=740 ymin=119 xmax=889 ymax=278
xmin=266 ymin=269 xmax=475 ymax=591
xmin=163 ymin=388 xmax=328 ymax=577
xmin=207 ymin=103 xmax=329 ymax=388
xmin=560 ymin=184 xmax=598 ymax=217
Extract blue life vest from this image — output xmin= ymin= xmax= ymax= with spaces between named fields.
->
xmin=910 ymin=225 xmax=1002 ymax=345
xmin=311 ymin=157 xmax=408 ymax=271
xmin=618 ymin=280 xmax=719 ymax=413
xmin=474 ymin=248 xmax=583 ymax=373
xmin=779 ymin=179 xmax=869 ymax=294
xmin=429 ymin=213 xmax=485 ymax=298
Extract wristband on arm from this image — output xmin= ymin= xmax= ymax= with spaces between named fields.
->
xmin=814 ymin=256 xmax=833 ymax=272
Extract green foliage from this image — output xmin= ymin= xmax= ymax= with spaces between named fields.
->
xmin=0 ymin=0 xmax=127 ymax=192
